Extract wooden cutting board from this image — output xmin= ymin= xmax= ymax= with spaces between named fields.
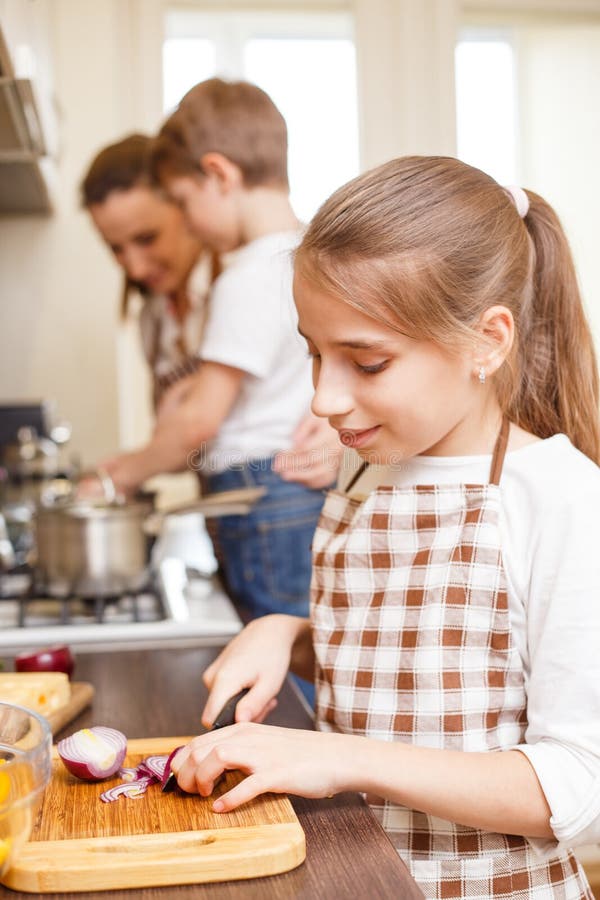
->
xmin=0 ymin=675 xmax=94 ymax=735
xmin=2 ymin=736 xmax=306 ymax=893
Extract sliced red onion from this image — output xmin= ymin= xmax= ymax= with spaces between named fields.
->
xmin=137 ymin=755 xmax=168 ymax=781
xmin=118 ymin=766 xmax=139 ymax=783
xmin=100 ymin=776 xmax=153 ymax=803
xmin=57 ymin=726 xmax=127 ymax=781
xmin=161 ymin=745 xmax=185 ymax=791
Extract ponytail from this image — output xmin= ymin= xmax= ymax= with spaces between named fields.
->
xmin=512 ymin=192 xmax=600 ymax=464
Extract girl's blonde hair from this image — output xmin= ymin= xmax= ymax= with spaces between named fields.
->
xmin=296 ymin=156 xmax=600 ymax=463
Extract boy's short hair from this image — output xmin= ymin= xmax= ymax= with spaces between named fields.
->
xmin=150 ymin=78 xmax=289 ymax=190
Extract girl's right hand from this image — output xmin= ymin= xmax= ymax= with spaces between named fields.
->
xmin=201 ymin=615 xmax=309 ymax=728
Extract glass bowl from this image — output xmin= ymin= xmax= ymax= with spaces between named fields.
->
xmin=0 ymin=702 xmax=52 ymax=878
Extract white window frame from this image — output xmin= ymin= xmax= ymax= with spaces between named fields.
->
xmin=455 ymin=25 xmax=521 ymax=183
xmin=163 ymin=7 xmax=355 ymax=89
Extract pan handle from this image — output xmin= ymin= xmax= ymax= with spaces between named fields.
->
xmin=142 ymin=486 xmax=267 ymax=535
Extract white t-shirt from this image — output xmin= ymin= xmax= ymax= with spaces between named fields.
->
xmin=198 ymin=231 xmax=313 ymax=473
xmin=341 ymin=435 xmax=600 ymax=850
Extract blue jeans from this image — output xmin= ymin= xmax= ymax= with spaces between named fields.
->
xmin=203 ymin=459 xmax=329 ymax=706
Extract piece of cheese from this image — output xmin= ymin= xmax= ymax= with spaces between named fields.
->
xmin=0 ymin=672 xmax=71 ymax=716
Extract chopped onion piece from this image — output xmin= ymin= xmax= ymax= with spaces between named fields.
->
xmin=100 ymin=777 xmax=152 ymax=803
xmin=138 ymin=755 xmax=168 ymax=781
xmin=118 ymin=766 xmax=139 ymax=783
xmin=161 ymin=745 xmax=185 ymax=792
xmin=57 ymin=726 xmax=127 ymax=781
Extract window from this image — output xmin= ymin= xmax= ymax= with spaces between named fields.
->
xmin=162 ymin=9 xmax=360 ymax=221
xmin=455 ymin=30 xmax=517 ymax=184
xmin=163 ymin=38 xmax=216 ymax=112
xmin=455 ymin=18 xmax=600 ymax=359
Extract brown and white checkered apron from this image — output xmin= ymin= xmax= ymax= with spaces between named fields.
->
xmin=311 ymin=420 xmax=593 ymax=899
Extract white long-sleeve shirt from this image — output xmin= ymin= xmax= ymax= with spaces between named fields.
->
xmin=341 ymin=435 xmax=600 ymax=850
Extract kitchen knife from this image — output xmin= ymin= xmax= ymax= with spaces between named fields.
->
xmin=161 ymin=687 xmax=250 ymax=792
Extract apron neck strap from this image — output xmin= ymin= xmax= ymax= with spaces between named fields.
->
xmin=344 ymin=460 xmax=370 ymax=494
xmin=488 ymin=417 xmax=510 ymax=485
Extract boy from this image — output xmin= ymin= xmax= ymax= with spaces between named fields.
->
xmin=101 ymin=80 xmax=339 ymax=648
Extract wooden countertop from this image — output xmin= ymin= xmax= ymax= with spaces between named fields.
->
xmin=1 ymin=646 xmax=423 ymax=899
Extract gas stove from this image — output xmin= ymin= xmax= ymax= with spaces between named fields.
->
xmin=0 ymin=558 xmax=241 ymax=655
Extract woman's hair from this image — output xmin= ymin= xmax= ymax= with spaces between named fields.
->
xmin=81 ymin=134 xmax=155 ymax=316
xmin=296 ymin=156 xmax=600 ymax=463
xmin=81 ymin=133 xmax=152 ymax=207
xmin=149 ymin=78 xmax=289 ymax=190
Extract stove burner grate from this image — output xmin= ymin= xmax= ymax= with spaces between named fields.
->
xmin=0 ymin=568 xmax=166 ymax=628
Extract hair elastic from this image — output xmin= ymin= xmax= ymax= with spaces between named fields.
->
xmin=503 ymin=185 xmax=530 ymax=218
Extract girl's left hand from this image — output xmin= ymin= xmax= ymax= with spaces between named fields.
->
xmin=170 ymin=723 xmax=358 ymax=812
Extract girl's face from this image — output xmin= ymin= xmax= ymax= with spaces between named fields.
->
xmin=294 ymin=271 xmax=488 ymax=462
xmin=89 ymin=186 xmax=201 ymax=294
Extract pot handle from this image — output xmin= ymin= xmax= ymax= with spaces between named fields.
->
xmin=143 ymin=486 xmax=267 ymax=535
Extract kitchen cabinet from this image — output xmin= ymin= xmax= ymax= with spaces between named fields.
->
xmin=0 ymin=646 xmax=424 ymax=899
xmin=0 ymin=0 xmax=57 ymax=214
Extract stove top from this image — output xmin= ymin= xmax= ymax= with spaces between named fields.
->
xmin=0 ymin=558 xmax=241 ymax=654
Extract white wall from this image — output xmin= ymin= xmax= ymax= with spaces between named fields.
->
xmin=0 ymin=0 xmax=162 ymax=464
xmin=354 ymin=0 xmax=458 ymax=166
xmin=518 ymin=22 xmax=600 ymax=349
xmin=0 ymin=0 xmax=143 ymax=463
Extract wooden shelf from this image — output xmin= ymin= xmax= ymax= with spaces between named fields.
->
xmin=0 ymin=24 xmax=55 ymax=214
xmin=0 ymin=76 xmax=45 ymax=154
xmin=0 ymin=150 xmax=54 ymax=214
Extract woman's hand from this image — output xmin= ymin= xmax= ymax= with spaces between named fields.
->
xmin=201 ymin=615 xmax=310 ymax=729
xmin=97 ymin=451 xmax=147 ymax=497
xmin=170 ymin=724 xmax=360 ymax=812
xmin=273 ymin=411 xmax=342 ymax=489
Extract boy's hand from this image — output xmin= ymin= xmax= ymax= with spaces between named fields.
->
xmin=273 ymin=412 xmax=342 ymax=489
xmin=201 ymin=615 xmax=308 ymax=729
xmin=169 ymin=724 xmax=358 ymax=811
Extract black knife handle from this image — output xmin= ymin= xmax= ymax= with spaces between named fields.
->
xmin=211 ymin=688 xmax=251 ymax=730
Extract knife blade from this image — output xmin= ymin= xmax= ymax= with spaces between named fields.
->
xmin=161 ymin=687 xmax=250 ymax=792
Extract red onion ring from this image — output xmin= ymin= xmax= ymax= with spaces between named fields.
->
xmin=57 ymin=726 xmax=127 ymax=781
xmin=100 ymin=776 xmax=153 ymax=803
xmin=161 ymin=745 xmax=185 ymax=791
xmin=137 ymin=755 xmax=168 ymax=781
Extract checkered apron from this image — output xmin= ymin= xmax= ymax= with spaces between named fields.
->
xmin=311 ymin=421 xmax=593 ymax=899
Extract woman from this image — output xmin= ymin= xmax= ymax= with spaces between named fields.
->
xmin=81 ymin=133 xmax=217 ymax=409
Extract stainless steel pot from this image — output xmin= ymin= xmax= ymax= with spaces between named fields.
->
xmin=34 ymin=477 xmax=265 ymax=597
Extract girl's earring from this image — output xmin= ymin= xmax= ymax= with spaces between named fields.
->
xmin=478 ymin=366 xmax=486 ymax=385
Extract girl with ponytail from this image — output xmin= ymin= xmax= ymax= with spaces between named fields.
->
xmin=168 ymin=157 xmax=600 ymax=900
